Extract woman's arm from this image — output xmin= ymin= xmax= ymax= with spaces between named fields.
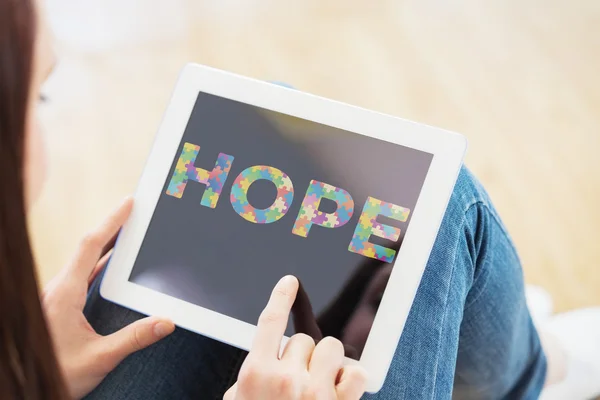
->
xmin=42 ymin=198 xmax=175 ymax=399
xmin=42 ymin=197 xmax=366 ymax=399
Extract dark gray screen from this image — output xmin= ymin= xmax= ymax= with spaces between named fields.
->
xmin=128 ymin=91 xmax=433 ymax=358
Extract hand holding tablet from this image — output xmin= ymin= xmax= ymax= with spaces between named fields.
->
xmin=101 ymin=64 xmax=467 ymax=392
xmin=225 ymin=275 xmax=367 ymax=399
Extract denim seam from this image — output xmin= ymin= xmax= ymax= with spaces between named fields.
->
xmin=430 ymin=211 xmax=465 ymax=399
xmin=431 ymin=199 xmax=494 ymax=398
xmin=467 ymin=197 xmax=519 ymax=255
xmin=462 ymin=202 xmax=491 ymax=311
xmin=462 ymin=202 xmax=522 ymax=312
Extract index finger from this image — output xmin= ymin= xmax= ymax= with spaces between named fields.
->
xmin=291 ymin=280 xmax=323 ymax=341
xmin=251 ymin=275 xmax=299 ymax=359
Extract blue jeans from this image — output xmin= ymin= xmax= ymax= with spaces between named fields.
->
xmin=83 ymin=167 xmax=546 ymax=399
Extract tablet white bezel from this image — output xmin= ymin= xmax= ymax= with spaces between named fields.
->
xmin=100 ymin=63 xmax=467 ymax=393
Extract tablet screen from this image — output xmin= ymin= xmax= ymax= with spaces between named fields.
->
xmin=129 ymin=91 xmax=433 ymax=359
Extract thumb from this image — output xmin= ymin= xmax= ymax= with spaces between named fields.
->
xmin=223 ymin=382 xmax=237 ymax=400
xmin=101 ymin=316 xmax=175 ymax=366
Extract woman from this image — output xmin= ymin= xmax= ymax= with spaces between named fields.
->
xmin=2 ymin=0 xmax=599 ymax=399
xmin=2 ymin=0 xmax=366 ymax=398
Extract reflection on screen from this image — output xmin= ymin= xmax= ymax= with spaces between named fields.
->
xmin=129 ymin=91 xmax=433 ymax=359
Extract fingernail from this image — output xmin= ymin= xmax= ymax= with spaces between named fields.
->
xmin=281 ymin=275 xmax=296 ymax=286
xmin=153 ymin=321 xmax=173 ymax=338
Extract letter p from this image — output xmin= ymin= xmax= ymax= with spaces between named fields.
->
xmin=292 ymin=180 xmax=354 ymax=237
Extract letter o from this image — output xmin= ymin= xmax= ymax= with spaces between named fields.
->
xmin=230 ymin=166 xmax=294 ymax=224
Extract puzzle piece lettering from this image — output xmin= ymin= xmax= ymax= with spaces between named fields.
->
xmin=166 ymin=142 xmax=410 ymax=263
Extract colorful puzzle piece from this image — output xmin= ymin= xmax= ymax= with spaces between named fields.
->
xmin=348 ymin=196 xmax=411 ymax=263
xmin=230 ymin=166 xmax=295 ymax=224
xmin=166 ymin=142 xmax=234 ymax=208
xmin=292 ymin=180 xmax=354 ymax=237
xmin=165 ymin=141 xmax=414 ymax=264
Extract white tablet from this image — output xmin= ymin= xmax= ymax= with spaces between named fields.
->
xmin=101 ymin=63 xmax=467 ymax=393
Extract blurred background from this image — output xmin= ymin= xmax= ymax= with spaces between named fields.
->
xmin=32 ymin=0 xmax=599 ymax=312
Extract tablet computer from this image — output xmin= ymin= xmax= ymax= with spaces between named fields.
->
xmin=100 ymin=63 xmax=467 ymax=393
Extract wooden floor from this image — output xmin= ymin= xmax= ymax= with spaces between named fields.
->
xmin=33 ymin=0 xmax=600 ymax=312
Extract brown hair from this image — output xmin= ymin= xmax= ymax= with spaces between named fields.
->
xmin=0 ymin=0 xmax=68 ymax=398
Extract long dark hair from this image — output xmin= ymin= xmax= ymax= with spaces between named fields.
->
xmin=0 ymin=0 xmax=68 ymax=398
